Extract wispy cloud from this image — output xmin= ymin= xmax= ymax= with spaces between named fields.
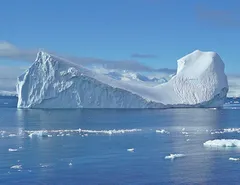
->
xmin=196 ymin=4 xmax=240 ymax=28
xmin=156 ymin=68 xmax=176 ymax=74
xmin=0 ymin=66 xmax=26 ymax=91
xmin=131 ymin=53 xmax=158 ymax=59
xmin=0 ymin=41 xmax=37 ymax=61
xmin=66 ymin=55 xmax=156 ymax=72
xmin=0 ymin=41 xmax=175 ymax=73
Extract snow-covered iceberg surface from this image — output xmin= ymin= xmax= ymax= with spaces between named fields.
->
xmin=203 ymin=139 xmax=240 ymax=147
xmin=17 ymin=50 xmax=228 ymax=109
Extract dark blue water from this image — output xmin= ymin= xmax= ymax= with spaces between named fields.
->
xmin=0 ymin=99 xmax=240 ymax=184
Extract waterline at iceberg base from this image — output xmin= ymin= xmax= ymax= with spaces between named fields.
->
xmin=16 ymin=50 xmax=228 ymax=109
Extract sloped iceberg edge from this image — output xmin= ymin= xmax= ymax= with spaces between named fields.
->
xmin=16 ymin=50 xmax=228 ymax=109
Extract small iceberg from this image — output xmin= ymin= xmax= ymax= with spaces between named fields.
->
xmin=10 ymin=165 xmax=22 ymax=169
xmin=28 ymin=131 xmax=49 ymax=138
xmin=8 ymin=134 xmax=17 ymax=137
xmin=127 ymin=148 xmax=134 ymax=152
xmin=229 ymin=157 xmax=240 ymax=161
xmin=8 ymin=148 xmax=18 ymax=152
xmin=165 ymin=154 xmax=185 ymax=160
xmin=203 ymin=139 xmax=240 ymax=147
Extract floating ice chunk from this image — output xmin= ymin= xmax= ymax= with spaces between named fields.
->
xmin=10 ymin=165 xmax=22 ymax=169
xmin=40 ymin=163 xmax=50 ymax=168
xmin=229 ymin=157 xmax=240 ymax=161
xmin=8 ymin=134 xmax=17 ymax=137
xmin=223 ymin=128 xmax=240 ymax=133
xmin=28 ymin=131 xmax=49 ymax=138
xmin=203 ymin=139 xmax=240 ymax=147
xmin=69 ymin=163 xmax=73 ymax=166
xmin=127 ymin=148 xmax=134 ymax=152
xmin=209 ymin=108 xmax=217 ymax=110
xmin=156 ymin=129 xmax=169 ymax=134
xmin=210 ymin=128 xmax=240 ymax=134
xmin=24 ymin=128 xmax=142 ymax=137
xmin=165 ymin=154 xmax=185 ymax=160
xmin=8 ymin=148 xmax=18 ymax=152
xmin=81 ymin=129 xmax=142 ymax=135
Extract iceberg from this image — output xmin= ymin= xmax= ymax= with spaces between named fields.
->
xmin=17 ymin=50 xmax=228 ymax=108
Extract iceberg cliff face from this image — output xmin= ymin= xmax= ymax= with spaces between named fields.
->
xmin=17 ymin=50 xmax=228 ymax=109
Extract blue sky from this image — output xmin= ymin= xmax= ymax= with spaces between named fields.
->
xmin=0 ymin=0 xmax=240 ymax=73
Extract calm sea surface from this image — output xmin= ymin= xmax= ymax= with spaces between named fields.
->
xmin=0 ymin=97 xmax=239 ymax=185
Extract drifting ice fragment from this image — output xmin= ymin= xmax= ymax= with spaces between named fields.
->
xmin=203 ymin=139 xmax=240 ymax=147
xmin=156 ymin=129 xmax=169 ymax=134
xmin=127 ymin=148 xmax=135 ymax=152
xmin=8 ymin=148 xmax=18 ymax=152
xmin=165 ymin=154 xmax=185 ymax=160
xmin=10 ymin=165 xmax=22 ymax=169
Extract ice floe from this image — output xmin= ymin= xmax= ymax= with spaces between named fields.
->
xmin=165 ymin=154 xmax=185 ymax=160
xmin=81 ymin=129 xmax=141 ymax=135
xmin=8 ymin=134 xmax=17 ymax=137
xmin=40 ymin=163 xmax=51 ymax=168
xmin=28 ymin=131 xmax=49 ymax=138
xmin=203 ymin=139 xmax=240 ymax=147
xmin=181 ymin=131 xmax=189 ymax=135
xmin=25 ymin=128 xmax=142 ymax=138
xmin=10 ymin=165 xmax=22 ymax=169
xmin=8 ymin=148 xmax=18 ymax=152
xmin=127 ymin=148 xmax=134 ymax=152
xmin=156 ymin=129 xmax=169 ymax=134
xmin=229 ymin=157 xmax=240 ymax=161
xmin=210 ymin=128 xmax=240 ymax=135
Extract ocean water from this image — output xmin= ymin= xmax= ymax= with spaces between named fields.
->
xmin=0 ymin=98 xmax=240 ymax=184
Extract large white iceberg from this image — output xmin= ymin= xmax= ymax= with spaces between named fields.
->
xmin=16 ymin=50 xmax=228 ymax=108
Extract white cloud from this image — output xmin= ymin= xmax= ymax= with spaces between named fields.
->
xmin=0 ymin=41 xmax=37 ymax=61
xmin=0 ymin=66 xmax=26 ymax=91
xmin=227 ymin=75 xmax=240 ymax=97
xmin=0 ymin=41 xmax=174 ymax=73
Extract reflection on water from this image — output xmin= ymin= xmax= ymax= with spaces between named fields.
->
xmin=0 ymin=108 xmax=239 ymax=184
xmin=168 ymin=109 xmax=219 ymax=184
